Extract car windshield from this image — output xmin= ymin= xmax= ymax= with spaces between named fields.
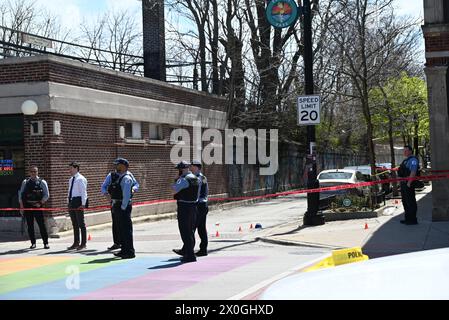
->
xmin=318 ymin=172 xmax=353 ymax=180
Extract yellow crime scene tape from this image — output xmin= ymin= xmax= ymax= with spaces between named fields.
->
xmin=303 ymin=247 xmax=369 ymax=272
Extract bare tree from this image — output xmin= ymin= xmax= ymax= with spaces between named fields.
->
xmin=78 ymin=9 xmax=142 ymax=72
xmin=320 ymin=0 xmax=421 ymax=172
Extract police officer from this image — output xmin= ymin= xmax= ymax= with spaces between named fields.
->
xmin=18 ymin=166 xmax=50 ymax=249
xmin=67 ymin=162 xmax=88 ymax=251
xmin=190 ymin=160 xmax=209 ymax=256
xmin=107 ymin=158 xmax=136 ymax=259
xmin=398 ymin=146 xmax=419 ymax=225
xmin=171 ymin=161 xmax=200 ymax=263
xmin=101 ymin=159 xmax=139 ymax=251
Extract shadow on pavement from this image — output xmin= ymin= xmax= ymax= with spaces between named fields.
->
xmin=84 ymin=250 xmax=111 ymax=256
xmin=148 ymin=261 xmax=182 ymax=269
xmin=268 ymin=225 xmax=309 ymax=237
xmin=42 ymin=249 xmax=98 ymax=255
xmin=82 ymin=257 xmax=119 ymax=264
xmin=208 ymin=239 xmax=258 ymax=254
xmin=0 ymin=248 xmax=31 ymax=255
xmin=362 ymin=192 xmax=449 ymax=259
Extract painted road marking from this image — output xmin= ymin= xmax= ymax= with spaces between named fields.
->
xmin=0 ymin=256 xmax=262 ymax=300
xmin=1 ymin=257 xmax=169 ymax=300
xmin=75 ymin=256 xmax=262 ymax=300
xmin=0 ymin=256 xmax=72 ymax=277
xmin=0 ymin=256 xmax=124 ymax=295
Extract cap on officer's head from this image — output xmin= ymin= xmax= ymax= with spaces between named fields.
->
xmin=113 ymin=157 xmax=129 ymax=167
xmin=191 ymin=160 xmax=202 ymax=169
xmin=175 ymin=161 xmax=190 ymax=169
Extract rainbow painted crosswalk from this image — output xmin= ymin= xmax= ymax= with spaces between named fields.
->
xmin=0 ymin=255 xmax=261 ymax=300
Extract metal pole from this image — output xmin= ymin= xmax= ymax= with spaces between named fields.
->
xmin=302 ymin=0 xmax=324 ymax=226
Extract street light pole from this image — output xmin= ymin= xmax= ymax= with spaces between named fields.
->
xmin=302 ymin=0 xmax=324 ymax=226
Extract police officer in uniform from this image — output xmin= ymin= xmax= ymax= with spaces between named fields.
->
xmin=398 ymin=146 xmax=420 ymax=225
xmin=190 ymin=160 xmax=209 ymax=256
xmin=107 ymin=158 xmax=136 ymax=259
xmin=18 ymin=166 xmax=50 ymax=249
xmin=101 ymin=159 xmax=139 ymax=251
xmin=171 ymin=161 xmax=200 ymax=263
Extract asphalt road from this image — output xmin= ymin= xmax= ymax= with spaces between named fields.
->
xmin=0 ymin=194 xmax=331 ymax=300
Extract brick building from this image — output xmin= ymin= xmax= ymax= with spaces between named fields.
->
xmin=423 ymin=0 xmax=449 ymax=221
xmin=0 ymin=55 xmax=229 ymax=232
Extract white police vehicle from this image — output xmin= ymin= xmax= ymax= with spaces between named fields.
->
xmin=259 ymin=248 xmax=449 ymax=300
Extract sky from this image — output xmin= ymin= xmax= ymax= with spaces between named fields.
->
xmin=33 ymin=0 xmax=424 ymax=32
xmin=34 ymin=0 xmax=141 ymax=31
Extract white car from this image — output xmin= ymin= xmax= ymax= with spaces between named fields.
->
xmin=259 ymin=248 xmax=449 ymax=300
xmin=317 ymin=169 xmax=366 ymax=196
xmin=344 ymin=165 xmax=372 ymax=176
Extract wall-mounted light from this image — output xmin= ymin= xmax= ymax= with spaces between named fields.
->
xmin=53 ymin=120 xmax=61 ymax=135
xmin=21 ymin=100 xmax=38 ymax=115
xmin=119 ymin=126 xmax=125 ymax=139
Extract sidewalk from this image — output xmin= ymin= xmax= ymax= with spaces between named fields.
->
xmin=259 ymin=185 xmax=449 ymax=258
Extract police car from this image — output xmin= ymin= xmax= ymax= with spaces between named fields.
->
xmin=259 ymin=248 xmax=449 ymax=300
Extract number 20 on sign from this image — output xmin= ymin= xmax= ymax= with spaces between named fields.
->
xmin=297 ymin=95 xmax=321 ymax=125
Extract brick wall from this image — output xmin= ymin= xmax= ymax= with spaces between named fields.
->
xmin=0 ymin=57 xmax=227 ymax=112
xmin=23 ymin=112 xmax=228 ymax=213
xmin=424 ymin=32 xmax=449 ymax=67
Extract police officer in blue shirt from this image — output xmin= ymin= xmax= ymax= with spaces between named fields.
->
xmin=190 ymin=160 xmax=209 ymax=256
xmin=107 ymin=158 xmax=136 ymax=259
xmin=172 ymin=161 xmax=200 ymax=263
xmin=398 ymin=146 xmax=420 ymax=225
xmin=101 ymin=159 xmax=139 ymax=251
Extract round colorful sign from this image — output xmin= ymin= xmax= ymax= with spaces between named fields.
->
xmin=266 ymin=0 xmax=300 ymax=29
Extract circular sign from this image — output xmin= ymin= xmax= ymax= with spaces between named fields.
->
xmin=343 ymin=198 xmax=352 ymax=207
xmin=266 ymin=0 xmax=300 ymax=29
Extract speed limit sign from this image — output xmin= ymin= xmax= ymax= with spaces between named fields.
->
xmin=297 ymin=95 xmax=320 ymax=125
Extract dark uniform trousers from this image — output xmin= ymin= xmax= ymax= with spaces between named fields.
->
xmin=196 ymin=202 xmax=209 ymax=252
xmin=24 ymin=204 xmax=48 ymax=245
xmin=177 ymin=202 xmax=197 ymax=259
xmin=114 ymin=202 xmax=135 ymax=255
xmin=111 ymin=203 xmax=121 ymax=246
xmin=400 ymin=182 xmax=418 ymax=223
xmin=69 ymin=197 xmax=86 ymax=245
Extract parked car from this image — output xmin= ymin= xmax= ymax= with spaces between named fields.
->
xmin=344 ymin=165 xmax=372 ymax=177
xmin=377 ymin=162 xmax=392 ymax=170
xmin=259 ymin=248 xmax=449 ymax=300
xmin=344 ymin=164 xmax=393 ymax=195
xmin=317 ymin=169 xmax=367 ymax=196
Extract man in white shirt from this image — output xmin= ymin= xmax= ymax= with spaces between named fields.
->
xmin=67 ymin=162 xmax=88 ymax=251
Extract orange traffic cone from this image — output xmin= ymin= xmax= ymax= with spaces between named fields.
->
xmin=215 ymin=230 xmax=220 ymax=237
xmin=88 ymin=234 xmax=92 ymax=241
xmin=364 ymin=223 xmax=368 ymax=230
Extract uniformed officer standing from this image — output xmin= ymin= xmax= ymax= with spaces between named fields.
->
xmin=18 ymin=166 xmax=50 ymax=249
xmin=107 ymin=158 xmax=136 ymax=259
xmin=67 ymin=162 xmax=88 ymax=251
xmin=101 ymin=159 xmax=139 ymax=251
xmin=190 ymin=160 xmax=209 ymax=256
xmin=398 ymin=146 xmax=420 ymax=225
xmin=172 ymin=161 xmax=200 ymax=263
